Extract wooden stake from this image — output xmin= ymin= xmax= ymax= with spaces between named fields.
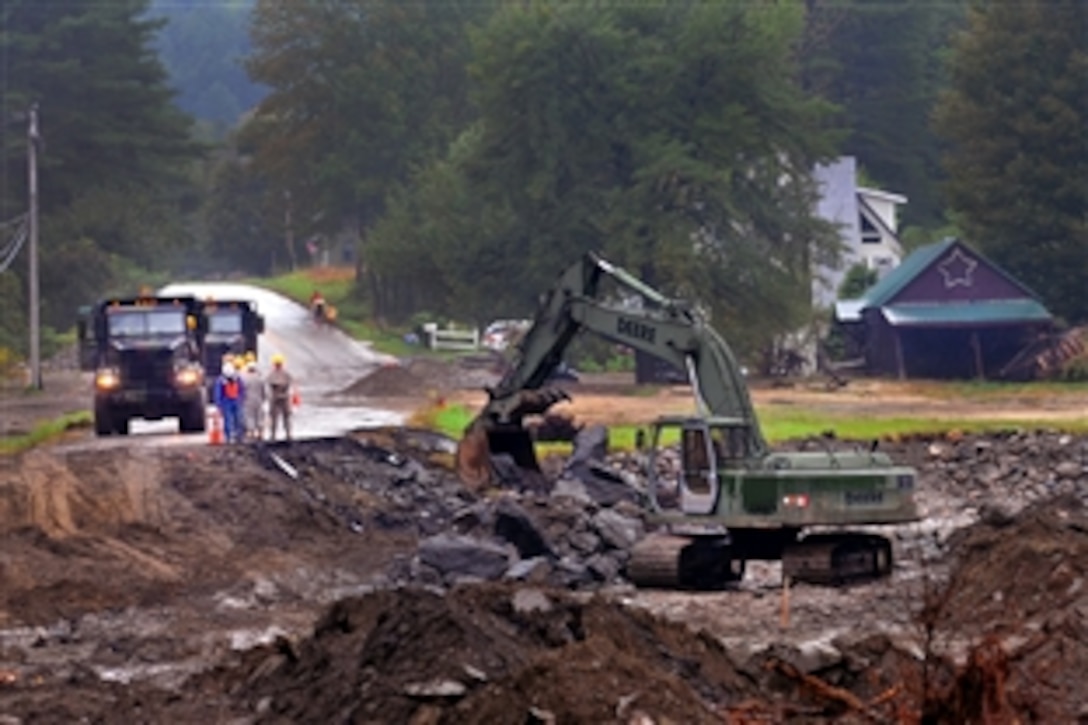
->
xmin=780 ymin=574 xmax=791 ymax=630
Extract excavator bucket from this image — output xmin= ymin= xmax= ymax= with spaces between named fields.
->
xmin=456 ymin=418 xmax=541 ymax=490
xmin=456 ymin=418 xmax=494 ymax=490
xmin=485 ymin=426 xmax=540 ymax=471
xmin=455 ymin=388 xmax=569 ymax=489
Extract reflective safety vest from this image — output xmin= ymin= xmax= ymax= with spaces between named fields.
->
xmin=223 ymin=379 xmax=240 ymax=400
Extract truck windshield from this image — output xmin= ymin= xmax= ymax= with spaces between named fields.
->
xmin=208 ymin=312 xmax=243 ymax=334
xmin=108 ymin=309 xmax=186 ymax=337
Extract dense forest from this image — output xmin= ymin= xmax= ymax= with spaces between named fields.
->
xmin=149 ymin=0 xmax=266 ymax=132
xmin=1 ymin=0 xmax=1084 ymax=363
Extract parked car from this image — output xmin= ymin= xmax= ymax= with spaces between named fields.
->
xmin=549 ymin=360 xmax=579 ymax=382
xmin=481 ymin=319 xmax=532 ymax=352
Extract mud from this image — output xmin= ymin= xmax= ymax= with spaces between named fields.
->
xmin=240 ymin=584 xmax=754 ymax=724
xmin=0 ymin=367 xmax=90 ymax=438
xmin=0 ymin=432 xmax=1085 ymax=722
xmin=925 ymin=495 xmax=1088 ymax=722
xmin=339 ymin=357 xmax=502 ymax=400
xmin=340 ymin=364 xmax=428 ymax=397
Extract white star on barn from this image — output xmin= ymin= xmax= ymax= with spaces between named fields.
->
xmin=938 ymin=249 xmax=978 ymax=288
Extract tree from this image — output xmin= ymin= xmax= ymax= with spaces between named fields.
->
xmin=0 ymin=273 xmax=26 ymax=357
xmin=367 ymin=1 xmax=840 ymax=359
xmin=241 ymin=0 xmax=487 ymax=250
xmin=150 ymin=0 xmax=266 ymax=127
xmin=203 ymin=151 xmax=284 ymax=275
xmin=1 ymin=0 xmax=200 ymax=214
xmin=0 ymin=0 xmax=203 ymax=329
xmin=800 ymin=0 xmax=966 ymax=229
xmin=837 ymin=262 xmax=878 ymax=300
xmin=933 ymin=1 xmax=1088 ymax=323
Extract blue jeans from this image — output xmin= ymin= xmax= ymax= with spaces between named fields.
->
xmin=220 ymin=402 xmax=243 ymax=442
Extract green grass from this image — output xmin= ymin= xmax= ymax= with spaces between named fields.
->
xmin=417 ymin=400 xmax=1088 ymax=457
xmin=337 ymin=318 xmax=419 ymax=357
xmin=0 ymin=411 xmax=92 ymax=456
xmin=250 ymin=268 xmax=356 ymax=303
xmin=430 ymin=403 xmax=474 ymax=436
xmin=756 ymin=407 xmax=1088 ymax=441
xmin=932 ymin=379 xmax=1088 ymax=398
xmin=248 ymin=267 xmax=450 ymax=357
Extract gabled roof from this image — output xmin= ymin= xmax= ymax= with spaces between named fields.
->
xmin=834 ymin=239 xmax=952 ymax=322
xmin=857 ymin=238 xmax=955 ymax=309
xmin=857 ymin=195 xmax=903 ymax=253
xmin=835 ymin=237 xmax=1054 ymax=326
xmin=857 ymin=186 xmax=908 ymax=205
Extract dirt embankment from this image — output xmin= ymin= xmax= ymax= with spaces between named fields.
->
xmin=0 ymin=443 xmax=415 ymax=627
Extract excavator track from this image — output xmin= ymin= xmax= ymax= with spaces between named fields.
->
xmin=627 ymin=534 xmax=745 ymax=590
xmin=627 ymin=535 xmax=689 ymax=589
xmin=783 ymin=533 xmax=893 ymax=585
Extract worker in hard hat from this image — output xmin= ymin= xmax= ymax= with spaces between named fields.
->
xmin=265 ymin=352 xmax=295 ymax=441
xmin=213 ymin=361 xmax=246 ymax=443
xmin=220 ymin=352 xmax=235 ymax=377
xmin=241 ymin=352 xmax=265 ymax=441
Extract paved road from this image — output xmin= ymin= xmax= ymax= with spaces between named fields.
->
xmin=79 ymin=282 xmax=404 ymax=444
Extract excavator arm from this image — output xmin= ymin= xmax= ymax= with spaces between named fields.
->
xmin=456 ymin=252 xmax=766 ymax=487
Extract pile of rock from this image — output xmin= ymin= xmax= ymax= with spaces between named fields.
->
xmin=271 ymin=429 xmax=651 ymax=590
xmin=913 ymin=430 xmax=1087 ymax=512
xmin=408 ymin=493 xmax=646 ymax=589
xmin=268 ymin=428 xmax=1088 ymax=594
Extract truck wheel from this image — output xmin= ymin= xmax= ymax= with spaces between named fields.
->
xmin=179 ymin=401 xmax=206 ymax=433
xmin=94 ymin=408 xmax=113 ymax=437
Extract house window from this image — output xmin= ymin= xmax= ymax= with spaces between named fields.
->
xmin=860 ymin=214 xmax=881 ymax=244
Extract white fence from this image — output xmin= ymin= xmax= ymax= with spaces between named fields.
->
xmin=421 ymin=322 xmax=479 ymax=351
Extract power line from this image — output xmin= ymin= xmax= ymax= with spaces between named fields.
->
xmin=0 ymin=212 xmax=28 ymax=232
xmin=0 ymin=218 xmax=28 ymax=272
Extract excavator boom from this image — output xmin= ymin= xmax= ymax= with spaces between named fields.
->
xmin=456 ymin=252 xmax=766 ymax=488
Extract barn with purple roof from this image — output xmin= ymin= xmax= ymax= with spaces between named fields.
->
xmin=835 ymin=238 xmax=1054 ymax=379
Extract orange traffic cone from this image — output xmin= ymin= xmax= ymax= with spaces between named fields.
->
xmin=208 ymin=409 xmax=224 ymax=445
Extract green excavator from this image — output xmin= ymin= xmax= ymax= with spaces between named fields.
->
xmin=456 ymin=252 xmax=919 ymax=589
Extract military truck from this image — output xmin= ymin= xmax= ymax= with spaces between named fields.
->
xmin=201 ymin=299 xmax=265 ymax=379
xmin=80 ymin=295 xmax=208 ymax=436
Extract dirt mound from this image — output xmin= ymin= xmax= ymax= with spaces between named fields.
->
xmin=925 ymin=494 xmax=1088 ymax=722
xmin=0 ymin=443 xmax=415 ymax=626
xmin=939 ymin=494 xmax=1088 ymax=629
xmin=3 ymin=433 xmax=1088 ymax=722
xmin=339 ymin=357 xmax=502 ymax=399
xmin=240 ymin=584 xmax=755 ymax=724
xmin=340 ymin=364 xmax=429 ymax=397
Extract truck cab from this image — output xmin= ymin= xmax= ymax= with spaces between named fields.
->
xmin=201 ymin=299 xmax=265 ymax=379
xmin=86 ymin=295 xmax=208 ymax=436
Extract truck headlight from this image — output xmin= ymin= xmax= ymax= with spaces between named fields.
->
xmin=175 ymin=368 xmax=201 ymax=386
xmin=95 ymin=369 xmax=120 ymax=390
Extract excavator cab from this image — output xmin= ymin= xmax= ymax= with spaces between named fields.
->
xmin=646 ymin=416 xmax=757 ymax=516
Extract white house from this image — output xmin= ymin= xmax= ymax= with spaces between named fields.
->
xmin=812 ymin=156 xmax=907 ymax=309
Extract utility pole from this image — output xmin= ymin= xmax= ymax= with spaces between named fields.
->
xmin=27 ymin=103 xmax=41 ymax=390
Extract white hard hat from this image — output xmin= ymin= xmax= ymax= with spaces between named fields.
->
xmin=222 ymin=362 xmax=236 ymax=377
